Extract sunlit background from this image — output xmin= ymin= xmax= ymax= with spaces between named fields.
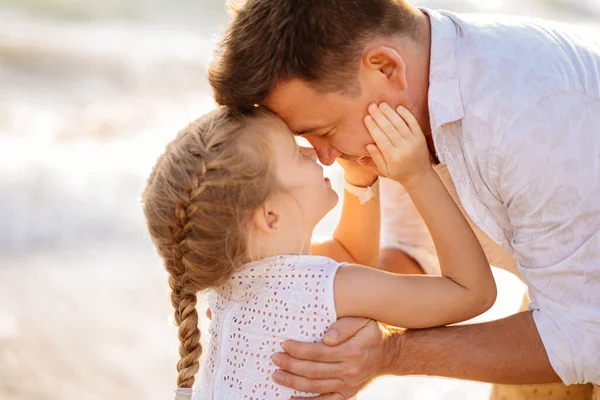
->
xmin=0 ymin=1 xmax=598 ymax=399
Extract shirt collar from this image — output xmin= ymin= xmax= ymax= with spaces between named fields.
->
xmin=420 ymin=8 xmax=465 ymax=136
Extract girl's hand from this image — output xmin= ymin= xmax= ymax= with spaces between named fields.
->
xmin=336 ymin=156 xmax=379 ymax=187
xmin=364 ymin=103 xmax=432 ymax=190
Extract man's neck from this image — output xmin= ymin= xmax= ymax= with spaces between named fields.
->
xmin=407 ymin=9 xmax=436 ymax=162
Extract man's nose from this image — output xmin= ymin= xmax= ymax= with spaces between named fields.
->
xmin=316 ymin=147 xmax=342 ymax=166
xmin=306 ymin=137 xmax=342 ymax=166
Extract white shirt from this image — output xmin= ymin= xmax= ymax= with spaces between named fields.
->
xmin=194 ymin=255 xmax=343 ymax=400
xmin=381 ymin=9 xmax=600 ymax=385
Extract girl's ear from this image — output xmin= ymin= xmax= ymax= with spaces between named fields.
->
xmin=252 ymin=200 xmax=280 ymax=233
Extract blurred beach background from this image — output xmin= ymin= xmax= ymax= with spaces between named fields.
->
xmin=0 ymin=0 xmax=598 ymax=399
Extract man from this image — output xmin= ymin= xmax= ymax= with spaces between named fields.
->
xmin=208 ymin=0 xmax=600 ymax=399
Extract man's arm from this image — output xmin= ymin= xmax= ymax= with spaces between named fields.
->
xmin=271 ymin=312 xmax=560 ymax=399
xmin=377 ymin=247 xmax=424 ymax=274
xmin=390 ymin=311 xmax=560 ymax=383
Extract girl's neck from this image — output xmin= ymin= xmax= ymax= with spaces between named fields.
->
xmin=249 ymin=227 xmax=314 ymax=261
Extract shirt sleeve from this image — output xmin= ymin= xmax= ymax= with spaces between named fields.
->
xmin=497 ymin=91 xmax=600 ymax=384
xmin=379 ymin=177 xmax=441 ymax=275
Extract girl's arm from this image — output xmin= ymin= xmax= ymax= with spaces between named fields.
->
xmin=334 ymin=103 xmax=496 ymax=328
xmin=311 ymin=161 xmax=380 ymax=268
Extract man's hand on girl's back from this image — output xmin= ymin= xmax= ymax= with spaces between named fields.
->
xmin=271 ymin=317 xmax=392 ymax=399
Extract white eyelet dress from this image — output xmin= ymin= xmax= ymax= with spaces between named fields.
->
xmin=193 ymin=254 xmax=345 ymax=400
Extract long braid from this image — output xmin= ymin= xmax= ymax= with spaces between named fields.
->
xmin=167 ymin=143 xmax=217 ymax=389
xmin=170 ymin=196 xmax=202 ymax=388
xmin=142 ymin=107 xmax=279 ymax=396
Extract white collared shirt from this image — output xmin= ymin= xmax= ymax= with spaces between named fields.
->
xmin=381 ymin=9 xmax=600 ymax=384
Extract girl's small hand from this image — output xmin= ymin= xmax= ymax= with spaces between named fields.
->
xmin=364 ymin=103 xmax=432 ymax=190
xmin=336 ymin=156 xmax=379 ymax=187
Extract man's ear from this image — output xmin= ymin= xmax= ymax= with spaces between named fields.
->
xmin=252 ymin=201 xmax=280 ymax=233
xmin=362 ymin=46 xmax=408 ymax=91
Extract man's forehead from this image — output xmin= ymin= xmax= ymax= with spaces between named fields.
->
xmin=264 ymin=102 xmax=327 ymax=135
xmin=263 ymin=79 xmax=336 ymax=133
xmin=277 ymin=112 xmax=328 ymax=136
xmin=265 ymin=79 xmax=325 ymax=110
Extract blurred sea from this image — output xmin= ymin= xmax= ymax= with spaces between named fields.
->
xmin=0 ymin=1 xmax=597 ymax=399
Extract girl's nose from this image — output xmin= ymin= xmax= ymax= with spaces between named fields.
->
xmin=305 ymin=147 xmax=318 ymax=162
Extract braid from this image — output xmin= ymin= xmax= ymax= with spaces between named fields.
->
xmin=142 ymin=107 xmax=279 ymax=395
xmin=169 ymin=197 xmax=202 ymax=388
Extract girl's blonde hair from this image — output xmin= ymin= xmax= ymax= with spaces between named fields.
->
xmin=142 ymin=107 xmax=279 ymax=390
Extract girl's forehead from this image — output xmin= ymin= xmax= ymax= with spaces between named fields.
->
xmin=266 ymin=123 xmax=296 ymax=146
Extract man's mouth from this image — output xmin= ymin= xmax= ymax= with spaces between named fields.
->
xmin=339 ymin=154 xmax=371 ymax=162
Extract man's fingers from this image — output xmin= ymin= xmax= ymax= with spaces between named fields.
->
xmin=282 ymin=340 xmax=342 ymax=362
xmin=273 ymin=370 xmax=344 ymax=393
xmin=272 ymin=352 xmax=345 ymax=379
xmin=397 ymin=106 xmax=425 ymax=137
xmin=364 ymin=115 xmax=393 ymax=152
xmin=323 ymin=317 xmax=372 ymax=346
xmin=365 ymin=145 xmax=387 ymax=177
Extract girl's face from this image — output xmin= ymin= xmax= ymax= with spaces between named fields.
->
xmin=268 ymin=122 xmax=339 ymax=228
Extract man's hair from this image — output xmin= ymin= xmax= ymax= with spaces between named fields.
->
xmin=209 ymin=0 xmax=419 ymax=111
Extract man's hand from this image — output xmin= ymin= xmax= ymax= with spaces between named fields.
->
xmin=271 ymin=317 xmax=393 ymax=399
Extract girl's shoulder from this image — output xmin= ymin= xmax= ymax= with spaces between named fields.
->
xmin=213 ymin=254 xmax=344 ymax=305
xmin=238 ymin=254 xmax=342 ymax=279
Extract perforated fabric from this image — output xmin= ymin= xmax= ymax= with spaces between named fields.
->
xmin=193 ymin=254 xmax=344 ymax=400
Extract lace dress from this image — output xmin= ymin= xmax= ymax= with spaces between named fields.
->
xmin=193 ymin=254 xmax=344 ymax=400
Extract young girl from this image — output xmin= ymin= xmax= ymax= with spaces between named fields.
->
xmin=142 ymin=105 xmax=496 ymax=400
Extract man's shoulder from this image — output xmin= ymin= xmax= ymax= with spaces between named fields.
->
xmin=452 ymin=13 xmax=597 ymax=141
xmin=452 ymin=11 xmax=598 ymax=95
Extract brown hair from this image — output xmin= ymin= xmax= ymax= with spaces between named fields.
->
xmin=209 ymin=0 xmax=419 ymax=111
xmin=142 ymin=107 xmax=279 ymax=390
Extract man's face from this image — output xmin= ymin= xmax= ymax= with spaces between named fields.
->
xmin=264 ymin=78 xmax=397 ymax=166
